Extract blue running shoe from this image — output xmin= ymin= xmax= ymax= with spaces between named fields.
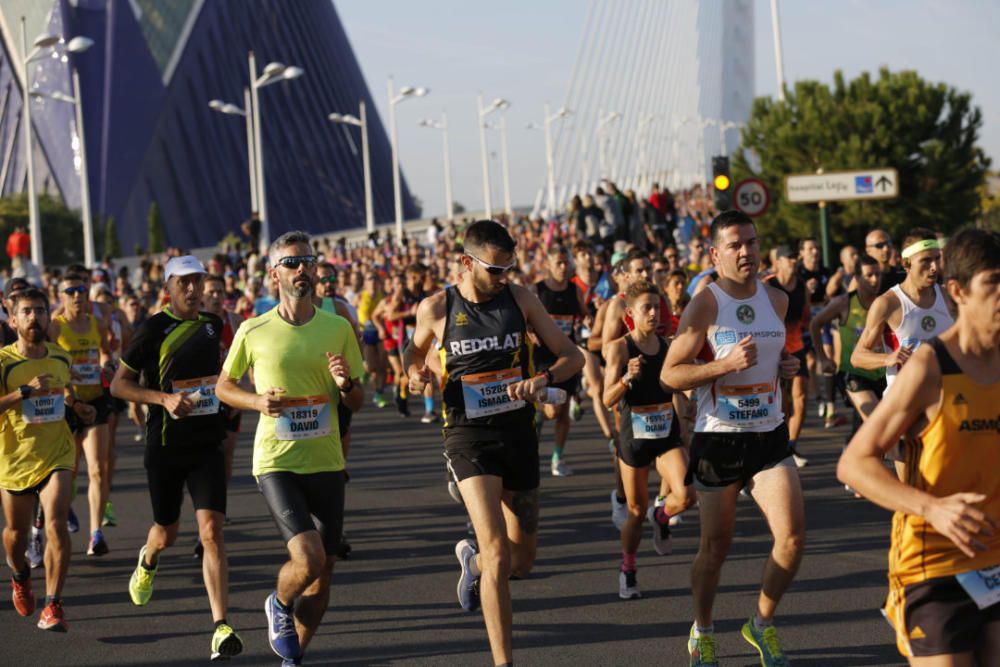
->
xmin=454 ymin=539 xmax=480 ymax=612
xmin=741 ymin=616 xmax=790 ymax=666
xmin=67 ymin=507 xmax=79 ymax=533
xmin=265 ymin=591 xmax=300 ymax=659
xmin=281 ymin=658 xmax=302 ymax=666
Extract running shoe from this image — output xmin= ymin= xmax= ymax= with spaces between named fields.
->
xmin=646 ymin=506 xmax=673 ymax=556
xmin=281 ymin=658 xmax=302 ymax=667
xmin=335 ymin=533 xmax=352 ymax=559
xmin=265 ymin=591 xmax=301 ymax=659
xmin=611 ymin=490 xmax=628 ymax=530
xmin=792 ymin=453 xmax=809 ymax=468
xmin=101 ymin=501 xmax=117 ymax=527
xmin=395 ymin=393 xmax=410 ymax=417
xmin=11 ymin=575 xmax=35 ymax=616
xmin=824 ymin=414 xmax=848 ymax=428
xmin=551 ymin=458 xmax=574 ymax=477
xmin=372 ymin=392 xmax=388 ymax=409
xmin=210 ymin=622 xmax=244 ymax=661
xmin=37 ymin=599 xmax=67 ymax=632
xmin=618 ymin=569 xmax=641 ymax=600
xmin=741 ymin=616 xmax=790 ymax=666
xmin=26 ymin=529 xmax=43 ymax=569
xmin=420 ymin=412 xmax=439 ymax=424
xmin=688 ymin=623 xmax=719 ymax=666
xmin=66 ymin=507 xmax=79 ymax=533
xmin=569 ymin=396 xmax=583 ymax=422
xmin=87 ymin=530 xmax=109 ymax=556
xmin=129 ymin=546 xmax=157 ymax=606
xmin=193 ymin=537 xmax=204 ymax=560
xmin=454 ymin=539 xmax=480 ymax=612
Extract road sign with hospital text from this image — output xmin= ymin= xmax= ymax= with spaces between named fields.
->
xmin=785 ymin=168 xmax=898 ymax=203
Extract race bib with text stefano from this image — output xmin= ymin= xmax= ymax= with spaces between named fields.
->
xmin=717 ymin=382 xmax=776 ymax=427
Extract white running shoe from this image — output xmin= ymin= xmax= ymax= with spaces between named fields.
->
xmin=551 ymin=458 xmax=574 ymax=477
xmin=646 ymin=506 xmax=673 ymax=556
xmin=618 ymin=570 xmax=641 ymax=600
xmin=668 ymin=514 xmax=684 ymax=527
xmin=26 ymin=529 xmax=43 ymax=569
xmin=793 ymin=453 xmax=809 ymax=468
xmin=611 ymin=490 xmax=628 ymax=530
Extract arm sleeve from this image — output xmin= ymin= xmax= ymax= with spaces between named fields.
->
xmin=221 ymin=318 xmax=250 ymax=381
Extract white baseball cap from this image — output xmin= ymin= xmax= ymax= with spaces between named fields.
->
xmin=164 ymin=255 xmax=207 ymax=282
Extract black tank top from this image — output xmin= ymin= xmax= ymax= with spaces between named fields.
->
xmin=534 ymin=279 xmax=577 ymax=366
xmin=619 ymin=334 xmax=676 ymax=446
xmin=441 ymin=285 xmax=532 ymax=428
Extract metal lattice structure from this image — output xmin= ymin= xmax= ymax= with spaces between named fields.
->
xmin=541 ymin=0 xmax=754 ymax=214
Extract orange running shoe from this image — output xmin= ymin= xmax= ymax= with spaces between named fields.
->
xmin=11 ymin=576 xmax=35 ymax=617
xmin=37 ymin=600 xmax=67 ymax=632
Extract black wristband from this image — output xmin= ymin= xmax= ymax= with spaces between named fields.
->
xmin=543 ymin=368 xmax=555 ymax=386
xmin=341 ymin=378 xmax=356 ymax=394
xmin=19 ymin=385 xmax=31 ymax=400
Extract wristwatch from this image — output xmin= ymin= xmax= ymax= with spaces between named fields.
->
xmin=542 ymin=368 xmax=555 ymax=386
xmin=341 ymin=378 xmax=356 ymax=394
xmin=19 ymin=385 xmax=31 ymax=400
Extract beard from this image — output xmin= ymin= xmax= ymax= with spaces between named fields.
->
xmin=23 ymin=324 xmax=45 ymax=343
xmin=285 ymin=275 xmax=314 ymax=299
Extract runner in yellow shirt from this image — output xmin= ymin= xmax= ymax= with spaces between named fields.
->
xmin=217 ymin=231 xmax=363 ymax=666
xmin=0 ymin=287 xmax=95 ymax=632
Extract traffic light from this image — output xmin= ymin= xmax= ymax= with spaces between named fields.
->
xmin=712 ymin=155 xmax=732 ymax=211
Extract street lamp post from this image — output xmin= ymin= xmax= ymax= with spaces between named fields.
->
xmin=539 ymin=104 xmax=572 ymax=218
xmin=387 ymin=77 xmax=429 ymax=245
xmin=596 ymin=110 xmax=621 ymax=180
xmin=329 ymin=101 xmax=374 ymax=233
xmin=248 ymin=51 xmax=303 ymax=256
xmin=418 ymin=112 xmax=454 ymax=221
xmin=208 ymin=88 xmax=258 ymax=221
xmin=477 ymin=96 xmax=508 ymax=219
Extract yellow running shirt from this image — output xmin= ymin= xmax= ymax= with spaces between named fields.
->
xmin=222 ymin=307 xmax=363 ymax=476
xmin=0 ymin=343 xmax=75 ymax=491
xmin=53 ymin=314 xmax=104 ymax=401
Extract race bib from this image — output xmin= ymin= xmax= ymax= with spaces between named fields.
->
xmin=274 ymin=396 xmax=331 ymax=440
xmin=72 ymin=351 xmax=101 ymax=385
xmin=956 ymin=565 xmax=1000 ymax=610
xmin=630 ymin=403 xmax=674 ymax=440
xmin=22 ymin=390 xmax=65 ymax=424
xmin=171 ymin=375 xmax=220 ymax=417
xmin=717 ymin=383 xmax=776 ymax=427
xmin=551 ymin=314 xmax=575 ymax=337
xmin=461 ymin=368 xmax=525 ymax=419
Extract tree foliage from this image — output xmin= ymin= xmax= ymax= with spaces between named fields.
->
xmin=147 ymin=201 xmax=166 ymax=253
xmin=0 ymin=193 xmax=83 ymax=268
xmin=733 ymin=68 xmax=991 ymax=247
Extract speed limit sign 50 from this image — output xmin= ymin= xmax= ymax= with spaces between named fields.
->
xmin=733 ymin=179 xmax=770 ymax=217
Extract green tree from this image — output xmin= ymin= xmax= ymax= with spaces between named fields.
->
xmin=0 ymin=193 xmax=84 ymax=268
xmin=103 ymin=217 xmax=122 ymax=258
xmin=733 ymin=68 xmax=991 ymax=248
xmin=147 ymin=201 xmax=166 ymax=253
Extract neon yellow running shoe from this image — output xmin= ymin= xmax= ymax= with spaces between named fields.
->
xmin=102 ymin=501 xmax=117 ymax=527
xmin=741 ymin=616 xmax=790 ymax=666
xmin=128 ymin=546 xmax=157 ymax=606
xmin=211 ymin=623 xmax=244 ymax=661
xmin=688 ymin=623 xmax=719 ymax=666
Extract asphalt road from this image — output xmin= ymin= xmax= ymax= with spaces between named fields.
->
xmin=1 ymin=398 xmax=905 ymax=666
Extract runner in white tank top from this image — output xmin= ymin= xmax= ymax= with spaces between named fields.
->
xmin=663 ymin=211 xmax=804 ymax=665
xmin=883 ymin=282 xmax=952 ymax=391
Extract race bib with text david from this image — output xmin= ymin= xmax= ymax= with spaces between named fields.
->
xmin=274 ymin=396 xmax=331 ymax=440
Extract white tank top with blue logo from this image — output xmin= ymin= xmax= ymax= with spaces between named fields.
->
xmin=695 ymin=280 xmax=786 ymax=433
xmin=885 ymin=283 xmax=953 ymax=393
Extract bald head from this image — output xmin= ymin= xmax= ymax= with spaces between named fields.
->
xmin=864 ymin=229 xmax=893 ymax=267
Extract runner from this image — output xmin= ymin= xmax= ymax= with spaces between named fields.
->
xmin=764 ymin=246 xmax=811 ymax=467
xmin=404 ymin=220 xmax=583 ymax=667
xmin=216 ymin=232 xmax=363 ymax=667
xmin=603 ymin=279 xmax=693 ymax=599
xmin=110 ymin=256 xmax=243 ymax=661
xmin=662 ymin=210 xmax=803 ymax=667
xmin=353 ymin=271 xmax=388 ymax=408
xmin=837 ymin=227 xmax=1000 ymax=664
xmin=0 ymin=287 xmax=95 ymax=631
xmin=864 ymin=228 xmax=906 ymax=294
xmin=384 ymin=264 xmax=436 ymax=422
xmin=533 ymin=244 xmax=586 ymax=476
xmin=852 ymin=228 xmax=953 ymax=395
xmin=202 ymin=274 xmax=244 ymax=485
xmin=49 ymin=273 xmax=113 ymax=556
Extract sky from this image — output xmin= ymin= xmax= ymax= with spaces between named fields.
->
xmin=334 ymin=0 xmax=1000 ymax=218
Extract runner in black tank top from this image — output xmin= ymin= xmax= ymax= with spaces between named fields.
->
xmin=533 ymin=246 xmax=585 ymax=477
xmin=403 ymin=221 xmax=584 ymax=665
xmin=603 ymin=280 xmax=693 ymax=600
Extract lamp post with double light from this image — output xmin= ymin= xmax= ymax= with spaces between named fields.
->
xmin=477 ymin=96 xmax=508 ymax=219
xmin=329 ymin=102 xmax=374 ymax=233
xmin=387 ymin=77 xmax=428 ymax=244
xmin=418 ymin=112 xmax=454 ymax=221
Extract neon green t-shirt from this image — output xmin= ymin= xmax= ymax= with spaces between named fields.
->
xmin=222 ymin=307 xmax=363 ymax=476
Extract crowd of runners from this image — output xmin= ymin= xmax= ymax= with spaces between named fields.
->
xmin=0 ymin=190 xmax=996 ymax=666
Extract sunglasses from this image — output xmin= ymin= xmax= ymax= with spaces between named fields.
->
xmin=867 ymin=242 xmax=891 ymax=250
xmin=466 ymin=253 xmax=516 ymax=276
xmin=319 ymin=276 xmax=337 ymax=284
xmin=277 ymin=255 xmax=317 ymax=270
xmin=62 ymin=286 xmax=87 ymax=295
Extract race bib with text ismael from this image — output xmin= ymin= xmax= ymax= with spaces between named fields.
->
xmin=22 ymin=390 xmax=65 ymax=424
xmin=630 ymin=403 xmax=674 ymax=440
xmin=275 ymin=396 xmax=331 ymax=440
xmin=717 ymin=382 xmax=776 ymax=427
xmin=461 ymin=368 xmax=525 ymax=419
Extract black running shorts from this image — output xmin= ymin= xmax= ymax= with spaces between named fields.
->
xmin=337 ymin=402 xmax=352 ymax=438
xmin=67 ymin=392 xmax=113 ymax=433
xmin=257 ymin=470 xmax=346 ymax=555
xmin=146 ymin=447 xmax=227 ymax=526
xmin=687 ymin=423 xmax=792 ymax=489
xmin=844 ymin=373 xmax=886 ymax=397
xmin=893 ymin=575 xmax=1000 ymax=657
xmin=443 ymin=419 xmax=539 ymax=492
xmin=618 ymin=414 xmax=683 ymax=469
